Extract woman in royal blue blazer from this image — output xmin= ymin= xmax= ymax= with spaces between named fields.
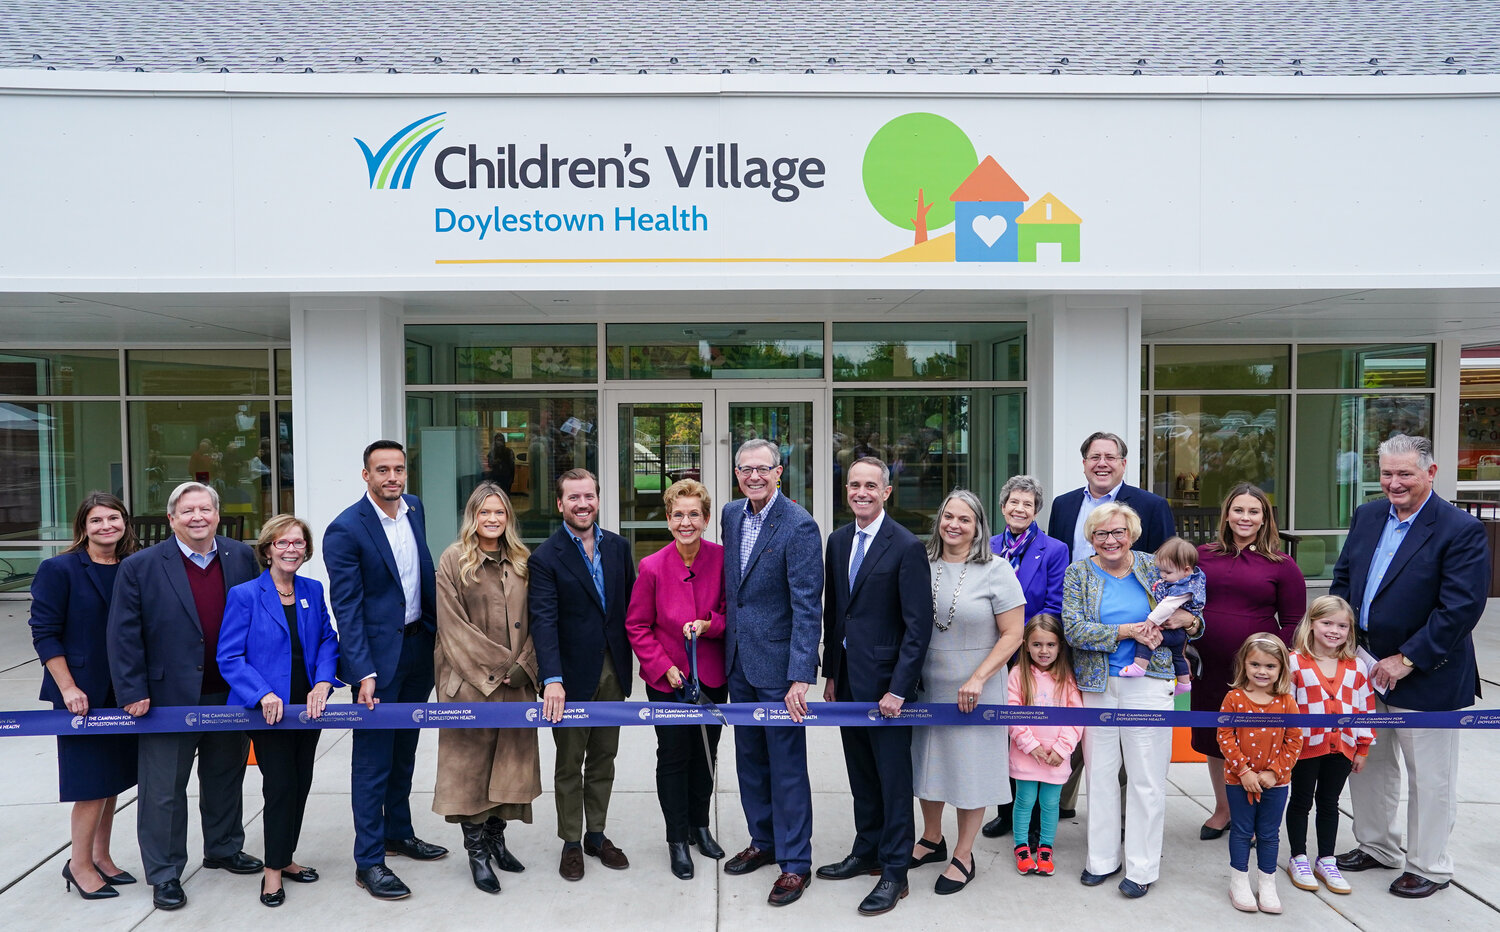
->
xmin=217 ymin=514 xmax=339 ymax=908
xmin=29 ymin=492 xmax=141 ymax=900
xmin=984 ymin=475 xmax=1071 ymax=840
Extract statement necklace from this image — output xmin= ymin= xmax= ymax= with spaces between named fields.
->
xmin=932 ymin=562 xmax=969 ymax=632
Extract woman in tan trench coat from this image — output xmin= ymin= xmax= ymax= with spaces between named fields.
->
xmin=434 ymin=481 xmax=541 ymax=895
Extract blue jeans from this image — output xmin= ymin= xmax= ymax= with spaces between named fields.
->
xmin=1013 ymin=780 xmax=1062 ymax=848
xmin=1227 ymin=783 xmax=1289 ymax=874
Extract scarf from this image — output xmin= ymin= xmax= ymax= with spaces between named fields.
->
xmin=996 ymin=522 xmax=1038 ymax=569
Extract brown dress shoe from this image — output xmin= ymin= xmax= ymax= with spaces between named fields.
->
xmin=582 ymin=836 xmax=630 ymax=870
xmin=559 ymin=846 xmax=585 ymax=881
xmin=769 ymin=871 xmax=810 ymax=906
xmin=725 ymin=846 xmax=777 ymax=875
xmin=1390 ymin=872 xmax=1450 ymax=898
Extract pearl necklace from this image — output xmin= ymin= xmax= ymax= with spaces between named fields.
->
xmin=932 ymin=562 xmax=969 ymax=632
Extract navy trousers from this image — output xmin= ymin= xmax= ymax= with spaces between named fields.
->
xmin=727 ymin=660 xmax=813 ymax=874
xmin=836 ymin=659 xmax=912 ymax=880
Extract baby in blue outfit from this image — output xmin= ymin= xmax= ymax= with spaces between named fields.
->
xmin=1120 ymin=536 xmax=1202 ymax=694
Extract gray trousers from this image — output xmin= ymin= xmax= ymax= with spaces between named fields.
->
xmin=136 ymin=691 xmax=249 ymax=884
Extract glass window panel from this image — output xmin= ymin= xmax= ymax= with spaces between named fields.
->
xmin=1281 ymin=533 xmax=1347 ymax=581
xmin=617 ymin=401 xmax=706 ymax=565
xmin=0 ymin=543 xmax=70 ymax=593
xmin=407 ymin=391 xmax=599 ymax=551
xmin=1297 ymin=343 xmax=1434 ymax=389
xmin=274 ymin=403 xmax=294 ymax=515
xmin=127 ymin=349 xmax=272 ymax=395
xmin=1458 ymin=396 xmax=1500 ymax=481
xmin=832 ymin=321 xmax=1025 ymax=381
xmin=128 ymin=400 xmax=271 ymax=538
xmin=0 ymin=401 xmax=123 ymax=540
xmin=1153 ymin=344 xmax=1289 ymax=391
xmin=405 ymin=324 xmax=597 ymax=385
xmin=0 ymin=350 xmax=119 ymax=396
xmin=1293 ymin=394 xmax=1433 ymax=529
xmin=1150 ymin=395 xmax=1288 ymax=528
xmin=606 ymin=323 xmax=822 ymax=380
xmin=275 ymin=349 xmax=292 ymax=395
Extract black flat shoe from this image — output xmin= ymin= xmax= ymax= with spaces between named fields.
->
xmin=1199 ymin=822 xmax=1228 ymax=840
xmin=93 ymin=863 xmax=137 ymax=885
xmin=908 ymin=836 xmax=947 ymax=868
xmin=934 ymin=856 xmax=975 ymax=895
xmin=281 ymin=866 xmax=319 ymax=883
xmin=260 ymin=877 xmax=285 ymax=908
xmin=62 ymin=860 xmax=119 ymax=900
xmin=689 ymin=826 xmax=725 ymax=859
xmin=668 ymin=841 xmax=694 ymax=880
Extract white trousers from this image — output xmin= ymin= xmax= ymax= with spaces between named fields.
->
xmin=1082 ymin=674 xmax=1174 ymax=884
xmin=1350 ymin=698 xmax=1464 ymax=883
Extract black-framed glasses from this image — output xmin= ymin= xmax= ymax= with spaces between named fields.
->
xmin=1091 ymin=528 xmax=1129 ymax=542
xmin=736 ymin=465 xmax=777 ymax=477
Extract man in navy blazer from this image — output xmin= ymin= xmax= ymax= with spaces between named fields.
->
xmin=1047 ymin=431 xmax=1175 ymax=561
xmin=106 ymin=481 xmax=262 ymax=910
xmin=720 ymin=438 xmax=825 ymax=907
xmin=1330 ymin=434 xmax=1489 ymax=899
xmin=815 ymin=457 xmax=931 ymax=916
xmin=324 ymin=440 xmax=446 ymax=901
xmin=529 ymin=467 xmax=636 ymax=881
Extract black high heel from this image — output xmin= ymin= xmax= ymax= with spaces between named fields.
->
xmin=62 ymin=860 xmax=119 ymax=900
xmin=94 ymin=863 xmax=137 ymax=885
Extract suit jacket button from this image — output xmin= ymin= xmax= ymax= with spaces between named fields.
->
xmin=196 ymin=665 xmax=203 ymax=671
xmin=515 ymin=622 xmax=521 ymax=628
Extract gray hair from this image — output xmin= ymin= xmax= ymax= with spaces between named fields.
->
xmin=926 ymin=488 xmax=994 ymax=564
xmin=848 ymin=456 xmax=891 ymax=488
xmin=998 ymin=474 xmax=1045 ymax=513
xmin=735 ymin=438 xmax=781 ymax=469
xmin=1378 ymin=434 xmax=1435 ymax=470
xmin=167 ymin=481 xmax=220 ymax=513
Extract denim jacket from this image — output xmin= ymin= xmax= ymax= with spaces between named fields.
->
xmin=1062 ymin=551 xmax=1205 ymax=693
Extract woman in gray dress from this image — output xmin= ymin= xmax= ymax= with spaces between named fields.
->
xmin=910 ymin=489 xmax=1027 ymax=894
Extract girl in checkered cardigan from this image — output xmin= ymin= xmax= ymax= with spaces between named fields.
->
xmin=1283 ymin=595 xmax=1374 ymax=897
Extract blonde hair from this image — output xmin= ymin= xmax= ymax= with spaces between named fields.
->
xmin=1229 ymin=634 xmax=1294 ymax=696
xmin=663 ymin=478 xmax=711 ymax=515
xmin=1016 ymin=614 xmax=1077 ymax=705
xmin=1083 ymin=502 xmax=1141 ymax=544
xmin=456 ymin=482 xmax=530 ymax=585
xmin=255 ymin=514 xmax=314 ymax=567
xmin=1292 ymin=595 xmax=1358 ymax=661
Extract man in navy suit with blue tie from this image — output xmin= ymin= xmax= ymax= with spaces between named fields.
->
xmin=324 ymin=440 xmax=448 ymax=900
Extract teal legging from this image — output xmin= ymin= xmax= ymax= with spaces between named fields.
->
xmin=1012 ymin=780 xmax=1063 ymax=847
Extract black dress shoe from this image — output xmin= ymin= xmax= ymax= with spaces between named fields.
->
xmin=62 ymin=860 xmax=119 ymax=900
xmin=1335 ymin=848 xmax=1394 ymax=872
xmin=385 ymin=836 xmax=448 ymax=861
xmin=152 ymin=878 xmax=187 ymax=910
xmin=725 ymin=845 xmax=777 ymax=875
xmin=981 ymin=811 xmax=1013 ymax=838
xmin=858 ymin=877 xmax=909 ymax=915
xmin=94 ymin=863 xmax=137 ymax=885
xmin=908 ymin=836 xmax=947 ymax=868
xmin=1200 ymin=822 xmax=1228 ymax=840
xmin=668 ymin=841 xmax=694 ymax=880
xmin=280 ymin=866 xmax=319 ymax=883
xmin=1390 ymin=871 xmax=1450 ymax=898
xmin=203 ymin=851 xmax=264 ymax=874
xmin=259 ymin=876 xmax=285 ymax=908
xmin=355 ymin=864 xmax=411 ymax=900
xmin=690 ymin=826 xmax=725 ymax=859
xmin=816 ymin=854 xmax=882 ymax=880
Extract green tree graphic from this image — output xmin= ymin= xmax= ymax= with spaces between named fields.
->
xmin=862 ymin=113 xmax=978 ymax=246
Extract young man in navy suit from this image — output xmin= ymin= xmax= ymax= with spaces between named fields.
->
xmin=325 ymin=440 xmax=447 ymax=901
xmin=1047 ymin=431 xmax=1175 ymax=561
xmin=815 ymin=457 xmax=931 ymax=916
xmin=1331 ymin=434 xmax=1489 ymax=899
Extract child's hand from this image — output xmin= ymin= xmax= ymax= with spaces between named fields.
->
xmin=1257 ymin=770 xmax=1277 ymax=789
xmin=1045 ymin=749 xmax=1065 ymax=767
xmin=1238 ymin=769 xmax=1261 ymax=794
xmin=1352 ymin=752 xmax=1368 ymax=774
xmin=1030 ymin=747 xmax=1052 ymax=766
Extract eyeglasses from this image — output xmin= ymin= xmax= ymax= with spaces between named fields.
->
xmin=271 ymin=539 xmax=308 ymax=551
xmin=1085 ymin=454 xmax=1122 ymax=464
xmin=669 ymin=511 xmax=704 ymax=523
xmin=1091 ymin=528 xmax=1130 ymax=542
xmin=736 ymin=465 xmax=777 ymax=477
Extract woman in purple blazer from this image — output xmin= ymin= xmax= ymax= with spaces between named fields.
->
xmin=624 ymin=478 xmax=727 ymax=881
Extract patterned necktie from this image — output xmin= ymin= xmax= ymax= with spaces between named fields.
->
xmin=849 ymin=530 xmax=868 ymax=589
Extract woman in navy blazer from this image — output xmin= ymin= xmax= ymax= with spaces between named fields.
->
xmin=29 ymin=492 xmax=141 ymax=899
xmin=217 ymin=514 xmax=339 ymax=907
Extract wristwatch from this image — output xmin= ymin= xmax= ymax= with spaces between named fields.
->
xmin=1400 ymin=654 xmax=1414 ymax=668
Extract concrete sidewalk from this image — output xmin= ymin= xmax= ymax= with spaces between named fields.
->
xmin=2 ymin=600 xmax=1497 ymax=931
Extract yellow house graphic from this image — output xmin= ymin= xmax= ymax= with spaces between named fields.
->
xmin=1015 ymin=193 xmax=1082 ymax=262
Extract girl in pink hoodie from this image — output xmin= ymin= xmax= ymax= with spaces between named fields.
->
xmin=1007 ymin=614 xmax=1084 ymax=877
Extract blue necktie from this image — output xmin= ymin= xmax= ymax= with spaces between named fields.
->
xmin=849 ymin=530 xmax=868 ymax=589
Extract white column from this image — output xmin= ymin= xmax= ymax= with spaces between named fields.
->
xmin=1434 ymin=338 xmax=1461 ymax=500
xmin=1029 ymin=295 xmax=1143 ymax=528
xmin=289 ymin=295 xmax=405 ymax=584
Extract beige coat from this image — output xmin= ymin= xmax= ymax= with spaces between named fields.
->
xmin=432 ymin=544 xmax=542 ymax=819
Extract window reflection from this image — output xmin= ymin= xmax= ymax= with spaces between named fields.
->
xmin=129 ymin=401 xmax=271 ymax=535
xmin=606 ymin=323 xmax=822 ymax=379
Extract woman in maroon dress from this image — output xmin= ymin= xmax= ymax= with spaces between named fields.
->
xmin=1193 ymin=483 xmax=1306 ymax=839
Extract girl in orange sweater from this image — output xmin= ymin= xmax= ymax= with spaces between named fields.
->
xmin=1218 ymin=635 xmax=1303 ymax=915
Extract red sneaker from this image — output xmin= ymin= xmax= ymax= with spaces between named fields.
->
xmin=1014 ymin=845 xmax=1036 ymax=875
xmin=1034 ymin=845 xmax=1055 ymax=876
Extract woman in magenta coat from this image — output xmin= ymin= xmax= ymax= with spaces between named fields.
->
xmin=1192 ymin=483 xmax=1306 ymax=839
xmin=624 ymin=478 xmax=727 ymax=881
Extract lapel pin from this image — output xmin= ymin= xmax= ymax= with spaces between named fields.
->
xmin=300 ymin=598 xmax=309 ymax=608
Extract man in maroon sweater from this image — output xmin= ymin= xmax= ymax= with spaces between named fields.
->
xmin=107 ymin=481 xmax=262 ymax=910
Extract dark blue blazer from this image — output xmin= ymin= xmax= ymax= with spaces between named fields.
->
xmin=218 ymin=570 xmax=341 ymax=708
xmin=30 ymin=550 xmax=121 ymax=706
xmin=721 ymin=493 xmax=825 ymax=689
xmin=822 ymin=517 xmax=931 ymax=701
xmin=1047 ymin=483 xmax=1176 ymax=560
xmin=528 ymin=524 xmax=636 ymax=700
xmin=107 ymin=536 xmax=261 ymax=707
xmin=325 ymin=494 xmax=437 ymax=686
xmin=989 ymin=525 xmax=1069 ymax=620
xmin=1331 ymin=496 xmax=1489 ymax=711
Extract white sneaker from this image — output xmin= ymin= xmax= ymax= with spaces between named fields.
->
xmin=1315 ymin=856 xmax=1352 ymax=894
xmin=1229 ymin=869 xmax=1258 ymax=912
xmin=1286 ymin=854 xmax=1318 ymax=891
xmin=1257 ymin=870 xmax=1283 ymax=914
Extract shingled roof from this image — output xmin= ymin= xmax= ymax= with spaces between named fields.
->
xmin=2 ymin=0 xmax=1497 ymax=77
